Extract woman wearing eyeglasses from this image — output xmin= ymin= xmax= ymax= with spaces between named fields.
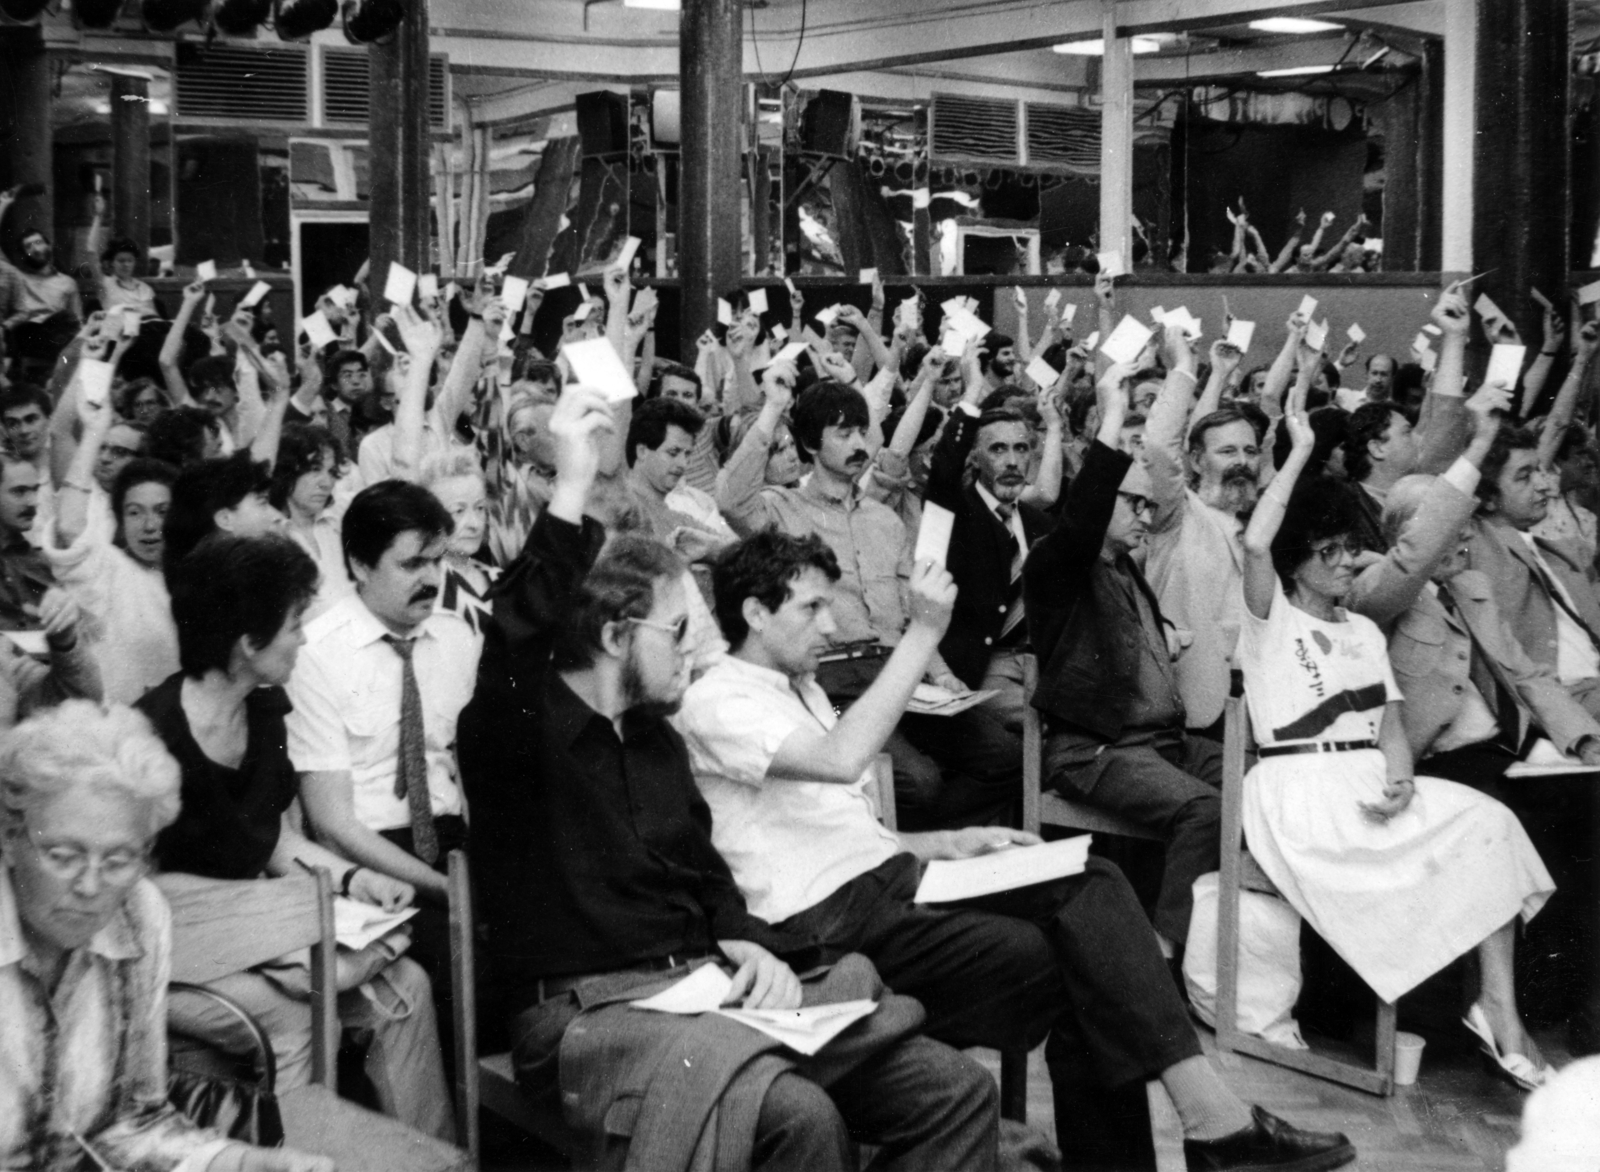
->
xmin=1238 ymin=395 xmax=1556 ymax=1091
xmin=0 ymin=700 xmax=332 ymax=1172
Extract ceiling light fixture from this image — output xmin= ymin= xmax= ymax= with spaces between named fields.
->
xmin=1256 ymin=63 xmax=1337 ymax=78
xmin=1249 ymin=17 xmax=1344 ymax=34
xmin=1052 ymin=36 xmax=1162 ymax=55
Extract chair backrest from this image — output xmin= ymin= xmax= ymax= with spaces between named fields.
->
xmin=866 ymin=752 xmax=897 ymax=832
xmin=1021 ymin=655 xmax=1043 ymax=833
xmin=161 ymin=869 xmax=340 ymax=1089
xmin=445 ymin=851 xmax=480 ymax=1161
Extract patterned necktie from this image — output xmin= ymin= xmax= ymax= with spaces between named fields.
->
xmin=995 ymin=502 xmax=1027 ymax=645
xmin=383 ymin=635 xmax=438 ymax=865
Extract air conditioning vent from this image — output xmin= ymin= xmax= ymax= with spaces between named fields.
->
xmin=322 ymin=48 xmax=448 ymax=128
xmin=1024 ymin=102 xmax=1100 ymax=170
xmin=174 ymin=42 xmax=308 ymax=122
xmin=929 ymin=93 xmax=1019 ymax=165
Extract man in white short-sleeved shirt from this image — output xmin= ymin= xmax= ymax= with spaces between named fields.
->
xmin=288 ymin=480 xmax=481 ymax=904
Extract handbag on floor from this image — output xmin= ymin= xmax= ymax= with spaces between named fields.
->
xmin=166 ymin=982 xmax=286 ymax=1146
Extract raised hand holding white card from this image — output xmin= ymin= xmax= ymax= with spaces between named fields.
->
xmin=196 ymin=260 xmax=217 ymax=282
xmin=500 ymin=275 xmax=531 ymax=314
xmin=1484 ymin=343 xmax=1526 ymax=390
xmin=1347 ymin=323 xmax=1366 ymax=344
xmin=383 ymin=263 xmax=417 ymax=307
xmin=717 ymin=298 xmax=734 ymax=326
xmin=613 ymin=235 xmax=641 ymax=272
xmin=1096 ymin=250 xmax=1126 ymax=279
xmin=417 ymin=273 xmax=439 ymax=301
xmin=1100 ymin=315 xmax=1154 ymax=366
xmin=239 ymin=281 xmax=272 ymax=310
xmin=859 ymin=268 xmax=878 ymax=285
xmin=1296 ymin=294 xmax=1319 ymax=320
xmin=1304 ymin=319 xmax=1329 ymax=352
xmin=1025 ymin=356 xmax=1060 ymax=389
xmin=564 ymin=337 xmax=638 ymax=402
xmin=301 ymin=311 xmax=337 ymax=349
xmin=1226 ymin=319 xmax=1256 ymax=352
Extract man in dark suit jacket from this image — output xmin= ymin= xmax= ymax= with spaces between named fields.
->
xmin=924 ymin=400 xmax=1053 ymax=732
xmin=1025 ymin=376 xmax=1221 ymax=962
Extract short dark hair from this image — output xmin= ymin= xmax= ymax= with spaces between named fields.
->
xmin=1344 ymin=402 xmax=1407 ymax=483
xmin=791 ymin=382 xmax=870 ymax=463
xmin=326 ymin=349 xmax=368 ymax=381
xmin=1270 ymin=475 xmax=1363 ymax=587
xmin=0 ymin=385 xmax=50 ymax=419
xmin=551 ymin=535 xmax=685 ymax=671
xmin=341 ymin=479 xmax=453 ymax=576
xmin=163 ymin=452 xmax=273 ymax=575
xmin=881 ymin=403 xmax=944 ymax=449
xmin=101 ymin=236 xmax=140 ymax=264
xmin=515 ymin=357 xmax=561 ymax=388
xmin=1476 ymin=425 xmax=1539 ymax=512
xmin=626 ymin=397 xmax=704 ymax=467
xmin=975 ymin=406 xmax=1033 ymax=439
xmin=1187 ymin=407 xmax=1262 ymax=459
xmin=980 ymin=331 xmax=1014 ymax=373
xmin=651 ymin=361 xmax=701 ymax=397
xmin=712 ymin=529 xmax=841 ymax=650
xmin=115 ymin=378 xmax=168 ymax=420
xmin=146 ymin=406 xmax=218 ymax=469
xmin=186 ymin=355 xmax=236 ymax=392
xmin=169 ymin=533 xmax=319 ymax=678
xmin=269 ymin=423 xmax=342 ymax=510
xmin=110 ymin=458 xmax=178 ymax=537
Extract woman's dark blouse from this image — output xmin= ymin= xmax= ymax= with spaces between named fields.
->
xmin=138 ymin=672 xmax=299 ymax=880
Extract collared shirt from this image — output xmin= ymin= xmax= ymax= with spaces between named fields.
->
xmin=286 ymin=593 xmax=481 ymax=832
xmin=357 ymin=418 xmax=461 ymax=487
xmin=727 ymin=474 xmax=910 ymax=646
xmin=974 ymin=480 xmax=1028 ymax=555
xmin=459 ymin=510 xmax=807 ymax=1010
xmin=1517 ymin=531 xmax=1600 ymax=684
xmin=0 ymin=870 xmax=230 ymax=1171
xmin=0 ymin=528 xmax=55 ymax=632
xmin=675 ymin=655 xmax=900 ymax=923
xmin=286 ymin=512 xmax=354 ymax=622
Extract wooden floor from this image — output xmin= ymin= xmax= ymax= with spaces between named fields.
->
xmin=972 ymin=1017 xmax=1559 ymax=1171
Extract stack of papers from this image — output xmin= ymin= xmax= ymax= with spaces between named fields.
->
xmin=915 ymin=835 xmax=1092 ymax=903
xmin=631 ymin=965 xmax=879 ymax=1057
xmin=907 ymin=683 xmax=997 ymax=717
xmin=1505 ymin=739 xmax=1600 ymax=778
xmin=332 ymin=897 xmax=418 ymax=949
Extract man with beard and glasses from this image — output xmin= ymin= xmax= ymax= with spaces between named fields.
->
xmin=1144 ymin=321 xmax=1268 ymax=740
xmin=1033 ymin=367 xmax=1222 ymax=972
xmin=718 ymin=381 xmax=1021 ymax=830
xmin=457 ymin=385 xmax=1001 ymax=1172
xmin=287 ymin=480 xmax=481 ymax=1027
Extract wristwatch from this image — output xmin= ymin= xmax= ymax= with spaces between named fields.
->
xmin=339 ymin=866 xmax=362 ymax=897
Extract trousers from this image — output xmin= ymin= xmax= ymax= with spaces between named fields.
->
xmin=1043 ymin=728 xmax=1223 ymax=946
xmin=774 ymin=853 xmax=1201 ymax=1161
xmin=166 ymin=956 xmax=455 ymax=1142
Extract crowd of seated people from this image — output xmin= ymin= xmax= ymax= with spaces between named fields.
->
xmin=6 ymin=175 xmax=1600 ymax=1170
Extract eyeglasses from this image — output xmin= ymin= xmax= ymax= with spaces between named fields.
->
xmin=1310 ymin=539 xmax=1360 ymax=565
xmin=1117 ymin=492 xmax=1153 ymax=516
xmin=625 ymin=615 xmax=691 ymax=646
xmin=27 ymin=835 xmax=149 ymax=888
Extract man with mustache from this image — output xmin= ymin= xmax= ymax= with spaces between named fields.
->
xmin=922 ymin=384 xmax=1051 ymax=733
xmin=717 ymin=381 xmax=1020 ymax=830
xmin=286 ymin=479 xmax=482 ymax=1029
xmin=0 ymin=450 xmax=55 ymax=630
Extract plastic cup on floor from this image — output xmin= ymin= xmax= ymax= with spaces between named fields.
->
xmin=1394 ymin=1031 xmax=1426 ymax=1086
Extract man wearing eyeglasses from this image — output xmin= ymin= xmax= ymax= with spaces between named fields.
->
xmin=1030 ymin=370 xmax=1222 ymax=976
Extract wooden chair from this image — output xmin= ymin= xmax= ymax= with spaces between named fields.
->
xmin=163 ymin=870 xmax=470 ymax=1170
xmin=1215 ymin=693 xmax=1397 ymax=1096
xmin=447 ymin=850 xmax=580 ymax=1168
xmin=1019 ymin=656 xmax=1161 ymax=845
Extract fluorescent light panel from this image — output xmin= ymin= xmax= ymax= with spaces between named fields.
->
xmin=1256 ymin=64 xmax=1337 ymax=77
xmin=1249 ymin=17 xmax=1344 ymax=34
xmin=1052 ymin=36 xmax=1162 ymax=55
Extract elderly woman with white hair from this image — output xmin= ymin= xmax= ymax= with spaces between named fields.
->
xmin=0 ymin=700 xmax=332 ymax=1172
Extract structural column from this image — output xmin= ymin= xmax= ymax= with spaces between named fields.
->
xmin=1097 ymin=0 xmax=1134 ymax=272
xmin=679 ymin=0 xmax=742 ymax=357
xmin=111 ymin=73 xmax=152 ymax=269
xmin=1472 ymin=0 xmax=1569 ymax=340
xmin=0 ymin=28 xmax=53 ymax=247
xmin=368 ymin=0 xmax=432 ymax=284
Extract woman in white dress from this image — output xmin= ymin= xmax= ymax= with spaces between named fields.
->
xmin=1239 ymin=395 xmax=1556 ymax=1090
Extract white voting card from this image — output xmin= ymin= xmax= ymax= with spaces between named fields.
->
xmin=564 ymin=337 xmax=638 ymax=402
xmin=747 ymin=288 xmax=769 ymax=314
xmin=196 ymin=260 xmax=217 ymax=282
xmin=383 ymin=263 xmax=417 ymax=307
xmin=6 ymin=630 xmax=49 ymax=656
xmin=1295 ymin=294 xmax=1318 ymax=321
xmin=1100 ymin=315 xmax=1153 ymax=366
xmin=1347 ymin=323 xmax=1366 ymax=344
xmin=859 ymin=267 xmax=878 ymax=285
xmin=500 ymin=275 xmax=531 ymax=315
xmin=1096 ymin=250 xmax=1126 ymax=278
xmin=542 ymin=272 xmax=572 ymax=290
xmin=239 ymin=281 xmax=272 ymax=310
xmin=301 ymin=311 xmax=337 ymax=350
xmin=1226 ymin=320 xmax=1256 ymax=352
xmin=417 ymin=273 xmax=439 ymax=301
xmin=1026 ymin=356 xmax=1060 ymax=389
xmin=913 ymin=503 xmax=956 ymax=568
xmin=1484 ymin=343 xmax=1526 ymax=389
xmin=79 ymin=358 xmax=114 ymax=408
xmin=1304 ymin=319 xmax=1329 ymax=352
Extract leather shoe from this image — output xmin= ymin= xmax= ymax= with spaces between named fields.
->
xmin=1184 ymin=1105 xmax=1355 ymax=1172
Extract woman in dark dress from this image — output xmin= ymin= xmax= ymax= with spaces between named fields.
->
xmin=139 ymin=532 xmax=454 ymax=1140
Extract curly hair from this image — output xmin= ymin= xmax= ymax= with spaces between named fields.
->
xmin=1270 ymin=475 xmax=1364 ymax=588
xmin=268 ymin=423 xmax=343 ymax=511
xmin=712 ymin=529 xmax=841 ymax=650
